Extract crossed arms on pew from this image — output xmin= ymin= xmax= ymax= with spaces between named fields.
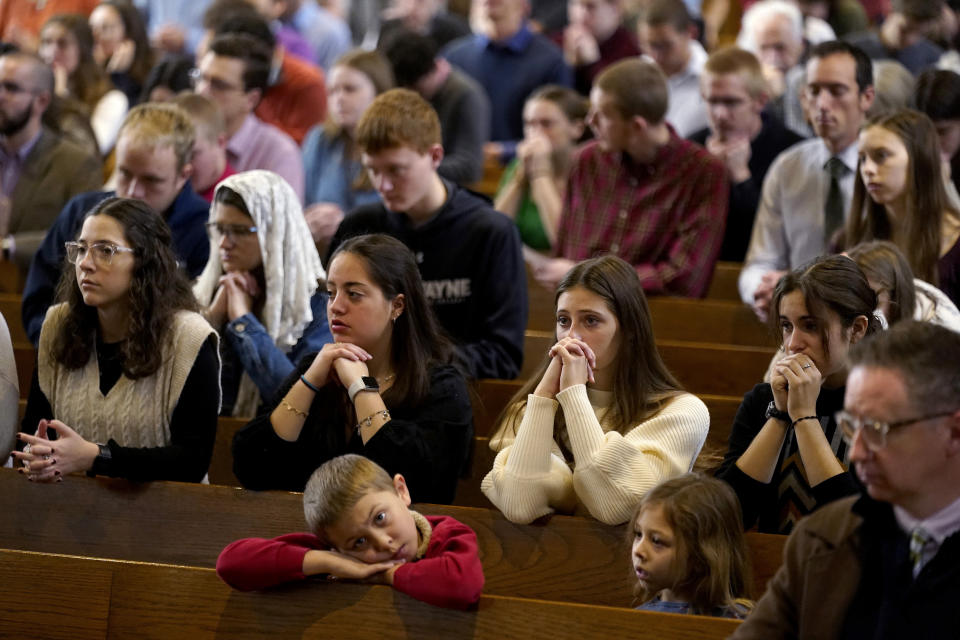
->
xmin=216 ymin=515 xmax=484 ymax=609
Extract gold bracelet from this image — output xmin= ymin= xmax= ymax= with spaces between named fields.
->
xmin=281 ymin=399 xmax=308 ymax=418
xmin=356 ymin=409 xmax=390 ymax=432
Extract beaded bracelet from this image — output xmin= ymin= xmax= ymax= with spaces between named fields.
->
xmin=300 ymin=374 xmax=320 ymax=393
xmin=791 ymin=415 xmax=818 ymax=428
xmin=356 ymin=409 xmax=391 ymax=432
xmin=281 ymin=399 xmax=308 ymax=418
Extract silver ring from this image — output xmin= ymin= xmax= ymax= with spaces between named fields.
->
xmin=801 ymin=364 xmax=812 ymax=370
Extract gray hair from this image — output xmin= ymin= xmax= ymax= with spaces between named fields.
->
xmin=849 ymin=321 xmax=960 ymax=414
xmin=739 ymin=0 xmax=804 ymax=53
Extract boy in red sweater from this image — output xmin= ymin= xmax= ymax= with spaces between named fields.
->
xmin=216 ymin=454 xmax=484 ymax=609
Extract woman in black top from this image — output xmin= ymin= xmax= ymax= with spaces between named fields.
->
xmin=15 ymin=197 xmax=219 ymax=482
xmin=716 ymin=255 xmax=882 ymax=533
xmin=232 ymin=234 xmax=472 ymax=503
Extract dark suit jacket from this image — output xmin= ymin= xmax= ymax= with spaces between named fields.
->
xmin=9 ymin=127 xmax=102 ymax=272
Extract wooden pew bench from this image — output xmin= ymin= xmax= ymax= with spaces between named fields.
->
xmin=522 ymin=331 xmax=772 ymax=396
xmin=0 ymin=292 xmax=26 ymax=343
xmin=0 ymin=549 xmax=742 ymax=640
xmin=525 ymin=279 xmax=762 ymax=344
xmin=0 ymin=469 xmax=785 ymax=605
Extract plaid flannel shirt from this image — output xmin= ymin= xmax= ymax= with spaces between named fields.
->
xmin=555 ymin=134 xmax=729 ymax=297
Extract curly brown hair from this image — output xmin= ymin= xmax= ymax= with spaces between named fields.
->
xmin=52 ymin=197 xmax=199 ymax=379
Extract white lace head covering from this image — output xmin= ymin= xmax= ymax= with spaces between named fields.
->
xmin=194 ymin=170 xmax=325 ymax=414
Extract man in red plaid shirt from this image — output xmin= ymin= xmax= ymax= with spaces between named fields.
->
xmin=529 ymin=58 xmax=728 ymax=297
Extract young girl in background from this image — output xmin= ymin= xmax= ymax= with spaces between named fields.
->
xmin=39 ymin=13 xmax=128 ymax=155
xmin=301 ymin=50 xmax=394 ymax=252
xmin=494 ymin=85 xmax=587 ymax=254
xmin=631 ymin=473 xmax=753 ymax=618
xmin=845 ymin=108 xmax=960 ymax=306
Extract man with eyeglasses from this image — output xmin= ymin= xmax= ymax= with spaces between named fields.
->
xmin=0 ymin=51 xmax=100 ymax=274
xmin=689 ymin=47 xmax=802 ymax=262
xmin=194 ymin=33 xmax=304 ymax=202
xmin=733 ymin=321 xmax=960 ymax=639
xmin=21 ymin=103 xmax=210 ymax=346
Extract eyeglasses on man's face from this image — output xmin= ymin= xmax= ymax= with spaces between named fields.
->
xmin=835 ymin=409 xmax=957 ymax=451
xmin=206 ymin=222 xmax=258 ymax=242
xmin=65 ymin=241 xmax=135 ymax=266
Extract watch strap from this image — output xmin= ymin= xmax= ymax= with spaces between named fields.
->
xmin=347 ymin=377 xmax=379 ymax=402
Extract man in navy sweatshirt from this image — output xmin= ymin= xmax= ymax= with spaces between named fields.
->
xmin=328 ymin=88 xmax=527 ymax=380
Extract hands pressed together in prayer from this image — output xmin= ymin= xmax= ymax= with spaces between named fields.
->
xmin=206 ymin=271 xmax=261 ymax=326
xmin=533 ymin=334 xmax=597 ymax=400
xmin=770 ymin=353 xmax=822 ymax=422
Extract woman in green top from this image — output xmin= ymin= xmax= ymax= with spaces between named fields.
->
xmin=494 ymin=86 xmax=588 ymax=253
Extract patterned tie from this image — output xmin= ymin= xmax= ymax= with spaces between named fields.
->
xmin=823 ymin=156 xmax=847 ymax=245
xmin=909 ymin=526 xmax=932 ymax=577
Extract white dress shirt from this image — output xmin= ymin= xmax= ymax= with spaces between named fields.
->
xmin=665 ymin=40 xmax=709 ymax=139
xmin=739 ymin=138 xmax=859 ymax=304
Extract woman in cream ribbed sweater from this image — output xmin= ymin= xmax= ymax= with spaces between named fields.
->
xmin=14 ymin=197 xmax=220 ymax=482
xmin=482 ymin=256 xmax=709 ymax=525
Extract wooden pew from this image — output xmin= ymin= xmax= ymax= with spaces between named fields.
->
xmin=470 ymin=379 xmax=742 ymax=440
xmin=522 ymin=332 xmax=772 ymax=396
xmin=0 ymin=260 xmax=21 ymax=294
xmin=0 ymin=292 xmax=27 ymax=343
xmin=0 ymin=549 xmax=742 ymax=640
xmin=706 ymin=261 xmax=742 ymax=301
xmin=0 ymin=469 xmax=784 ymax=605
xmin=469 ymin=155 xmax=506 ymax=199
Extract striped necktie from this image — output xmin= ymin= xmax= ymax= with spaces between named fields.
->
xmin=909 ymin=526 xmax=932 ymax=577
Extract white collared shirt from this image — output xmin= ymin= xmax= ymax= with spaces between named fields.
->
xmin=739 ymin=138 xmax=859 ymax=303
xmin=894 ymin=494 xmax=960 ymax=577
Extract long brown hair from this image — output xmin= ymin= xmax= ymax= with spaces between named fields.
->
xmin=629 ymin=473 xmax=754 ymax=614
xmin=42 ymin=14 xmax=113 ymax=114
xmin=845 ymin=109 xmax=951 ymax=285
xmin=53 ymin=197 xmax=199 ymax=378
xmin=492 ymin=256 xmax=683 ymax=447
xmin=769 ymin=255 xmax=883 ymax=353
xmin=327 ymin=234 xmax=458 ymax=409
xmin=97 ymin=0 xmax=154 ymax=86
xmin=846 ymin=240 xmax=917 ymax=325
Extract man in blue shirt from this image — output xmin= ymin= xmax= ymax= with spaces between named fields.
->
xmin=21 ymin=103 xmax=210 ymax=345
xmin=442 ymin=0 xmax=572 ymax=160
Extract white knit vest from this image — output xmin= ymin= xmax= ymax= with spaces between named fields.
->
xmin=38 ymin=304 xmax=216 ymax=448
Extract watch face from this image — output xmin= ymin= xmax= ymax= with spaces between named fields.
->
xmin=361 ymin=376 xmax=379 ymax=388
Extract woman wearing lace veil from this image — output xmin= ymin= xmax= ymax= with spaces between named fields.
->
xmin=195 ymin=170 xmax=331 ymax=416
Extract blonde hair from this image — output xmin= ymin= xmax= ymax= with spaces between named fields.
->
xmin=629 ymin=474 xmax=754 ymax=615
xmin=303 ymin=454 xmax=395 ymax=539
xmin=703 ymin=47 xmax=769 ymax=100
xmin=171 ymin=91 xmax=226 ymax=142
xmin=118 ymin=102 xmax=195 ymax=170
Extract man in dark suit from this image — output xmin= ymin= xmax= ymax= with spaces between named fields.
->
xmin=0 ymin=50 xmax=101 ymax=273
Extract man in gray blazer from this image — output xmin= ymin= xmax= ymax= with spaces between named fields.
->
xmin=0 ymin=51 xmax=101 ymax=274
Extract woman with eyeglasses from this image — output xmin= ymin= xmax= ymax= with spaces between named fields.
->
xmin=194 ymin=170 xmax=331 ymax=417
xmin=14 ymin=197 xmax=220 ymax=483
xmin=716 ymin=255 xmax=883 ymax=534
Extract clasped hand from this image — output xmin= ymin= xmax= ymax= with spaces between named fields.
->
xmin=534 ymin=335 xmax=596 ymax=399
xmin=12 ymin=419 xmax=99 ymax=482
xmin=207 ymin=272 xmax=260 ymax=325
xmin=770 ymin=353 xmax=821 ymax=421
xmin=304 ymin=342 xmax=372 ymax=391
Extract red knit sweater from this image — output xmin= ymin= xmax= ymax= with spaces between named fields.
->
xmin=216 ymin=515 xmax=484 ymax=609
